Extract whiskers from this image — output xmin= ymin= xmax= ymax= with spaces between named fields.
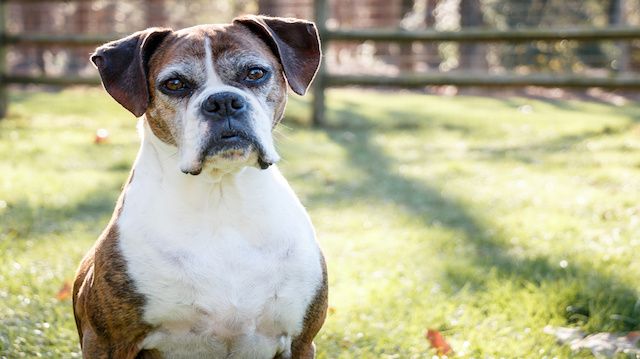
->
xmin=272 ymin=125 xmax=292 ymax=142
xmin=165 ymin=150 xmax=179 ymax=161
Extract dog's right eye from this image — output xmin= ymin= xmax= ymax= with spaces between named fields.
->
xmin=163 ymin=78 xmax=186 ymax=92
xmin=160 ymin=77 xmax=193 ymax=97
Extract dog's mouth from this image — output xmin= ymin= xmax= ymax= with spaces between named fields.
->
xmin=207 ymin=129 xmax=264 ymax=159
xmin=181 ymin=129 xmax=274 ymax=176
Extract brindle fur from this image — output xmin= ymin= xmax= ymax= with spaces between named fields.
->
xmin=73 ymin=171 xmax=159 ymax=358
xmin=290 ymin=255 xmax=328 ymax=359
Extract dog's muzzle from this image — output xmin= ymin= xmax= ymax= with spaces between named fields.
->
xmin=180 ymin=92 xmax=274 ymax=176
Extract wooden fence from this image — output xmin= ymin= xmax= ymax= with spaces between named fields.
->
xmin=1 ymin=0 xmax=640 ymax=125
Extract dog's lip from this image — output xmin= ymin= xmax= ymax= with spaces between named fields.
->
xmin=180 ymin=129 xmax=276 ymax=176
xmin=216 ymin=128 xmax=252 ymax=142
xmin=182 ymin=167 xmax=202 ymax=176
xmin=220 ymin=130 xmax=240 ymax=140
xmin=210 ymin=131 xmax=253 ymax=149
xmin=257 ymin=157 xmax=273 ymax=169
xmin=206 ymin=131 xmax=274 ymax=165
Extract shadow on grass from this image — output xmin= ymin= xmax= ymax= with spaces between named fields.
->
xmin=468 ymin=98 xmax=640 ymax=164
xmin=325 ymin=97 xmax=640 ymax=167
xmin=316 ymin=104 xmax=640 ymax=332
xmin=467 ymin=124 xmax=637 ymax=164
xmin=2 ymin=184 xmax=122 ymax=243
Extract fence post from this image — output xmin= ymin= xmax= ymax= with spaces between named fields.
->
xmin=0 ymin=0 xmax=7 ymax=119
xmin=312 ymin=0 xmax=328 ymax=126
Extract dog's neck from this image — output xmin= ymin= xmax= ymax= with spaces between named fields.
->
xmin=118 ymin=118 xmax=304 ymax=249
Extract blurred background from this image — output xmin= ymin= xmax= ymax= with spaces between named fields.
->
xmin=3 ymin=0 xmax=640 ymax=84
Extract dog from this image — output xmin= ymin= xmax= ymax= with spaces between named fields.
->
xmin=72 ymin=15 xmax=327 ymax=359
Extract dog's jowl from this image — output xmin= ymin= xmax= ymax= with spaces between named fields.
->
xmin=72 ymin=16 xmax=327 ymax=359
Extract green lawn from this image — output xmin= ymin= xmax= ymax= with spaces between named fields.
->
xmin=1 ymin=88 xmax=639 ymax=358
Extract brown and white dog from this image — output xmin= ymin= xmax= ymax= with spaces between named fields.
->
xmin=72 ymin=16 xmax=327 ymax=359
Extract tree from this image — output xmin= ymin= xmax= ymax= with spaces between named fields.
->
xmin=145 ymin=0 xmax=168 ymax=27
xmin=66 ymin=2 xmax=91 ymax=73
xmin=424 ymin=0 xmax=440 ymax=70
xmin=608 ymin=0 xmax=628 ymax=72
xmin=16 ymin=3 xmax=51 ymax=74
xmin=459 ymin=0 xmax=487 ymax=70
xmin=398 ymin=0 xmax=415 ymax=71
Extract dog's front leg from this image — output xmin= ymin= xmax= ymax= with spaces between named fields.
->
xmin=79 ymin=324 xmax=111 ymax=359
xmin=80 ymin=323 xmax=158 ymax=359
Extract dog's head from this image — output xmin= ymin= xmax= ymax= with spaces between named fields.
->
xmin=91 ymin=16 xmax=321 ymax=175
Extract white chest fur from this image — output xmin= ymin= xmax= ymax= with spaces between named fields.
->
xmin=117 ymin=123 xmax=322 ymax=358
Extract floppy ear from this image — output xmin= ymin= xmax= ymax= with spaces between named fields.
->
xmin=233 ymin=15 xmax=321 ymax=95
xmin=91 ymin=28 xmax=172 ymax=117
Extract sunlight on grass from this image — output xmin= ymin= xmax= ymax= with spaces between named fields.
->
xmin=1 ymin=88 xmax=639 ymax=358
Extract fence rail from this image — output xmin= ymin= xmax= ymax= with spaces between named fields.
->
xmin=3 ymin=34 xmax=118 ymax=47
xmin=1 ymin=0 xmax=640 ymax=124
xmin=326 ymin=27 xmax=640 ymax=43
xmin=4 ymin=75 xmax=102 ymax=86
xmin=325 ymin=73 xmax=640 ymax=89
xmin=6 ymin=26 xmax=640 ymax=47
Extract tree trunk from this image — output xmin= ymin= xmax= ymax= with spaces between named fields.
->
xmin=424 ymin=0 xmax=440 ymax=69
xmin=145 ymin=0 xmax=168 ymax=27
xmin=608 ymin=0 xmax=628 ymax=72
xmin=17 ymin=4 xmax=51 ymax=74
xmin=66 ymin=2 xmax=91 ymax=73
xmin=370 ymin=0 xmax=401 ymax=61
xmin=258 ymin=0 xmax=278 ymax=16
xmin=398 ymin=0 xmax=415 ymax=72
xmin=459 ymin=0 xmax=487 ymax=71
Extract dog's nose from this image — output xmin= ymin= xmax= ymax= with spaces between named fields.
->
xmin=201 ymin=92 xmax=246 ymax=118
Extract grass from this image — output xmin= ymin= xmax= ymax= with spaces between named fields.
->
xmin=1 ymin=87 xmax=639 ymax=358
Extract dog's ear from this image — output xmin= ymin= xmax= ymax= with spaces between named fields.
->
xmin=234 ymin=15 xmax=321 ymax=95
xmin=91 ymin=28 xmax=172 ymax=117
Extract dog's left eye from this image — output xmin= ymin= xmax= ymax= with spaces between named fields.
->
xmin=244 ymin=67 xmax=268 ymax=83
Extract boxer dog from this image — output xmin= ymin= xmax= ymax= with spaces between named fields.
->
xmin=72 ymin=15 xmax=327 ymax=359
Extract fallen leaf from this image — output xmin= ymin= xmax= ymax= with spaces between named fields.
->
xmin=94 ymin=128 xmax=110 ymax=144
xmin=426 ymin=328 xmax=453 ymax=356
xmin=626 ymin=331 xmax=640 ymax=343
xmin=56 ymin=281 xmax=72 ymax=301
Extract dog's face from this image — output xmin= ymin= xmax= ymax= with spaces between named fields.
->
xmin=91 ymin=16 xmax=321 ymax=175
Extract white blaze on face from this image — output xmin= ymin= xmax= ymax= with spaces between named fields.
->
xmin=178 ymin=36 xmax=224 ymax=174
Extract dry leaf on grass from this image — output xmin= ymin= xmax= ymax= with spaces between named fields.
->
xmin=94 ymin=128 xmax=110 ymax=144
xmin=426 ymin=328 xmax=454 ymax=356
xmin=56 ymin=281 xmax=72 ymax=301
